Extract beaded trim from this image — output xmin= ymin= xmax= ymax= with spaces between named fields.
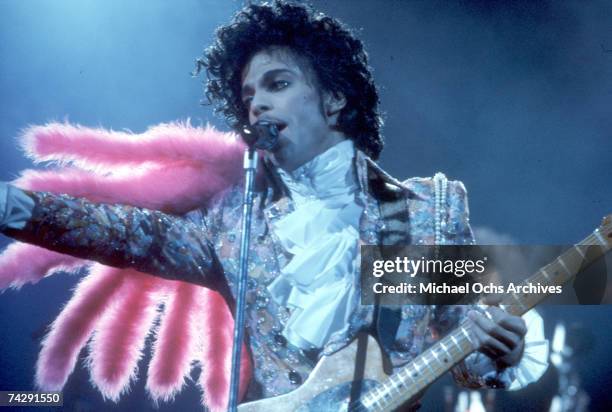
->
xmin=433 ymin=172 xmax=448 ymax=245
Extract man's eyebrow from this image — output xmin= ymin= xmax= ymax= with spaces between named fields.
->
xmin=241 ymin=68 xmax=295 ymax=97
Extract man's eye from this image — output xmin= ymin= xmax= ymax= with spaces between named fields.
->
xmin=271 ymin=80 xmax=289 ymax=91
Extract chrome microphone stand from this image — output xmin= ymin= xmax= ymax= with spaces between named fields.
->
xmin=228 ymin=122 xmax=279 ymax=412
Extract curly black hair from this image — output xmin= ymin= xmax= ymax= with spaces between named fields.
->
xmin=195 ymin=1 xmax=384 ymax=159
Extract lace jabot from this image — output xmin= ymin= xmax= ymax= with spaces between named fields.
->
xmin=267 ymin=139 xmax=363 ymax=350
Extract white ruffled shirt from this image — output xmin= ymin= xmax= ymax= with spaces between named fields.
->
xmin=267 ymin=139 xmax=362 ymax=350
xmin=265 ymin=140 xmax=548 ymax=389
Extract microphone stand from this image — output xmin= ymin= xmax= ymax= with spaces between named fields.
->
xmin=228 ymin=121 xmax=278 ymax=412
xmin=228 ymin=144 xmax=258 ymax=412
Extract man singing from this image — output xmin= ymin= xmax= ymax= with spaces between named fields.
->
xmin=0 ymin=1 xmax=547 ymax=409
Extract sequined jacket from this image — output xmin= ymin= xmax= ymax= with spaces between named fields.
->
xmin=8 ymin=151 xmax=500 ymax=401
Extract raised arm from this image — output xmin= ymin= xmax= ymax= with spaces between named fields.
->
xmin=0 ymin=182 xmax=221 ymax=287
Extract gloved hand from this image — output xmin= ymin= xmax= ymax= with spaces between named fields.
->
xmin=0 ymin=182 xmax=35 ymax=231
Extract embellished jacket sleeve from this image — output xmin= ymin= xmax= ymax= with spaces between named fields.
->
xmin=437 ymin=179 xmax=549 ymax=390
xmin=3 ymin=190 xmax=221 ymax=287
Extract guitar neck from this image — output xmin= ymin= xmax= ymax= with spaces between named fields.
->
xmin=360 ymin=226 xmax=612 ymax=411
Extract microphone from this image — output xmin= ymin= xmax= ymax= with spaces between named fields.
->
xmin=241 ymin=121 xmax=279 ymax=150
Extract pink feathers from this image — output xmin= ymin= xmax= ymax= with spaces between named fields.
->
xmin=16 ymin=122 xmax=245 ymax=213
xmin=36 ymin=266 xmax=126 ymax=391
xmin=1 ymin=121 xmax=251 ymax=409
xmin=0 ymin=243 xmax=86 ymax=290
xmin=87 ymin=271 xmax=162 ymax=401
xmin=21 ymin=122 xmax=244 ymax=170
xmin=147 ymin=281 xmax=202 ymax=403
xmin=16 ymin=162 xmax=227 ymax=214
xmin=199 ymin=289 xmax=252 ymax=411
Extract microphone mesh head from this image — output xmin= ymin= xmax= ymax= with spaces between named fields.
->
xmin=244 ymin=121 xmax=279 ymax=150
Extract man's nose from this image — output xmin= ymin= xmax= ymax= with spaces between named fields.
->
xmin=250 ymin=93 xmax=272 ymax=120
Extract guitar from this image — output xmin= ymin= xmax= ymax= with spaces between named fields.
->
xmin=238 ymin=216 xmax=612 ymax=412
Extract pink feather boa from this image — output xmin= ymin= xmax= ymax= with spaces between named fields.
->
xmin=0 ymin=121 xmax=252 ymax=411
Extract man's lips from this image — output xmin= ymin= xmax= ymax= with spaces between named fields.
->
xmin=256 ymin=117 xmax=287 ymax=132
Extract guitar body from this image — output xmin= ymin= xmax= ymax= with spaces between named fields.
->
xmin=238 ymin=334 xmax=392 ymax=412
xmin=238 ymin=216 xmax=612 ymax=411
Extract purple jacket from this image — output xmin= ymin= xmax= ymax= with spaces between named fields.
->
xmin=8 ymin=151 xmax=508 ymax=401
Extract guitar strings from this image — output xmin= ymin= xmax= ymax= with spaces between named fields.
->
xmin=346 ymin=330 xmax=468 ymax=412
xmin=346 ymin=232 xmax=609 ymax=411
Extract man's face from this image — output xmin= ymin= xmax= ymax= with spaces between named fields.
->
xmin=240 ymin=49 xmax=344 ymax=171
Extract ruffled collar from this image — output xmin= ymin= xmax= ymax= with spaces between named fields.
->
xmin=267 ymin=140 xmax=363 ymax=349
xmin=276 ymin=139 xmax=358 ymax=204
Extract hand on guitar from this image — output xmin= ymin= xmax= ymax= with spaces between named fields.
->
xmin=467 ymin=297 xmax=527 ymax=368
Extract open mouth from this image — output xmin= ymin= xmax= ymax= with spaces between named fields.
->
xmin=258 ymin=118 xmax=287 ymax=133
